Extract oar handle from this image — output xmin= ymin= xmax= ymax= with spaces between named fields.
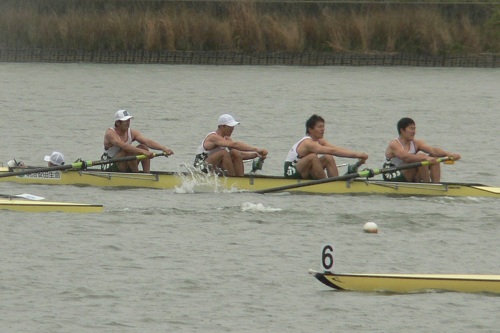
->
xmin=257 ymin=156 xmax=453 ymax=194
xmin=86 ymin=152 xmax=168 ymax=167
xmin=369 ymin=156 xmax=452 ymax=176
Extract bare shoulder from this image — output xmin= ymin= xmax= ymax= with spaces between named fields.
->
xmin=207 ymin=133 xmax=229 ymax=148
xmin=205 ymin=132 xmax=220 ymax=143
xmin=301 ymin=137 xmax=316 ymax=148
xmin=104 ymin=127 xmax=117 ymax=138
xmin=205 ymin=132 xmax=217 ymax=139
xmin=387 ymin=139 xmax=405 ymax=156
xmin=387 ymin=138 xmax=399 ymax=149
xmin=104 ymin=127 xmax=121 ymax=146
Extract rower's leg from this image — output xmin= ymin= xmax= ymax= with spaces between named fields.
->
xmin=321 ymin=155 xmax=338 ymax=178
xmin=402 ymin=168 xmax=417 ymax=182
xmin=206 ymin=150 xmax=235 ymax=176
xmin=137 ymin=144 xmax=150 ymax=173
xmin=429 ymin=164 xmax=441 ymax=183
xmin=416 ymin=165 xmax=431 ymax=182
xmin=297 ymin=155 xmax=326 ymax=180
xmin=230 ymin=149 xmax=244 ymax=177
xmin=128 ymin=160 xmax=140 ymax=173
xmin=113 ymin=150 xmax=137 ymax=172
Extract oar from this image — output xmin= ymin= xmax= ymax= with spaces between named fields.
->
xmin=0 ymin=152 xmax=168 ymax=178
xmin=0 ymin=193 xmax=45 ymax=200
xmin=256 ymin=157 xmax=453 ymax=194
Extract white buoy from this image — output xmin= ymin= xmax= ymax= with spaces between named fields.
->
xmin=363 ymin=222 xmax=378 ymax=234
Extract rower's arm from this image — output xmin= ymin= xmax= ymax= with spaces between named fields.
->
xmin=390 ymin=140 xmax=429 ymax=163
xmin=211 ymin=136 xmax=267 ymax=156
xmin=105 ymin=128 xmax=149 ymax=155
xmin=317 ymin=139 xmax=368 ymax=161
xmin=134 ymin=130 xmax=174 ymax=156
xmin=416 ymin=140 xmax=461 ymax=161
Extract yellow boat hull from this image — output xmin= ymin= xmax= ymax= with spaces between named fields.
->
xmin=0 ymin=167 xmax=499 ymax=197
xmin=0 ymin=199 xmax=103 ymax=213
xmin=309 ymin=270 xmax=500 ymax=294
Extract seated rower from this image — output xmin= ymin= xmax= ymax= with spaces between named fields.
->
xmin=7 ymin=159 xmax=27 ymax=169
xmin=384 ymin=117 xmax=461 ymax=183
xmin=5 ymin=151 xmax=64 ymax=169
xmin=284 ymin=114 xmax=368 ymax=179
xmin=103 ymin=110 xmax=174 ymax=173
xmin=194 ymin=114 xmax=268 ymax=177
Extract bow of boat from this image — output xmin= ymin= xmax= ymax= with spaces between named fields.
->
xmin=309 ymin=269 xmax=500 ymax=294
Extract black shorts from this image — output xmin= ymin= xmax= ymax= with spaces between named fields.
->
xmin=284 ymin=161 xmax=302 ymax=179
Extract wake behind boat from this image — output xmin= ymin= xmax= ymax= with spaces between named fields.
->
xmin=0 ymin=165 xmax=499 ymax=198
xmin=308 ymin=270 xmax=500 ymax=294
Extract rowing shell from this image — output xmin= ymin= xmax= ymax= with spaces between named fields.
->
xmin=0 ymin=166 xmax=499 ymax=198
xmin=309 ymin=270 xmax=500 ymax=294
xmin=0 ymin=198 xmax=103 ymax=213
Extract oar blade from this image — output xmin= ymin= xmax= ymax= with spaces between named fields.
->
xmin=0 ymin=193 xmax=45 ymax=200
xmin=17 ymin=193 xmax=45 ymax=200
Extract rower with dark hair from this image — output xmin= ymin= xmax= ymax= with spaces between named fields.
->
xmin=284 ymin=114 xmax=368 ymax=180
xmin=384 ymin=117 xmax=461 ymax=183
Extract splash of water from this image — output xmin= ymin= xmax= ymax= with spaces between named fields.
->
xmin=173 ymin=164 xmax=238 ymax=194
xmin=240 ymin=202 xmax=282 ymax=213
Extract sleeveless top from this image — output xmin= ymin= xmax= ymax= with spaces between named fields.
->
xmin=196 ymin=132 xmax=227 ymax=156
xmin=386 ymin=138 xmax=416 ymax=167
xmin=103 ymin=127 xmax=133 ymax=158
xmin=285 ymin=136 xmax=312 ymax=163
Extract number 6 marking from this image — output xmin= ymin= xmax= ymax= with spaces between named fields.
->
xmin=322 ymin=244 xmax=334 ymax=271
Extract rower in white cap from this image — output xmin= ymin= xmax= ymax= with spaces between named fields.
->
xmin=103 ymin=109 xmax=174 ymax=173
xmin=44 ymin=151 xmax=65 ymax=167
xmin=194 ymin=114 xmax=268 ymax=176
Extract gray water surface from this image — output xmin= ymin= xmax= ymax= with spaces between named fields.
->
xmin=0 ymin=63 xmax=499 ymax=332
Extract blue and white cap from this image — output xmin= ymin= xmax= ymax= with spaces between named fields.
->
xmin=114 ymin=109 xmax=134 ymax=122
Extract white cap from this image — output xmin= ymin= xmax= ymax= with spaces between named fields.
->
xmin=114 ymin=109 xmax=133 ymax=122
xmin=44 ymin=151 xmax=65 ymax=166
xmin=7 ymin=159 xmax=18 ymax=168
xmin=218 ymin=114 xmax=239 ymax=127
